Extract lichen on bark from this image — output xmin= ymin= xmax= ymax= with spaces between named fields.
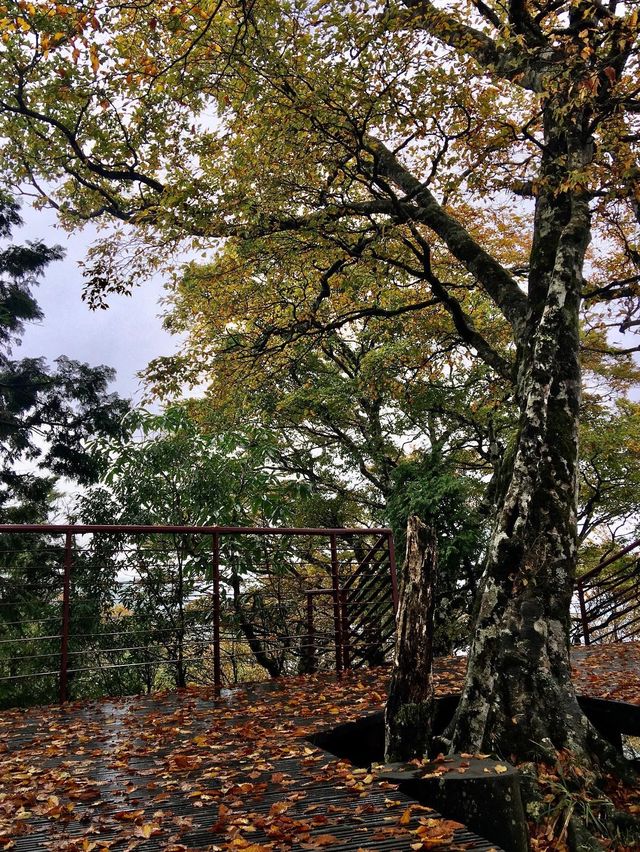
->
xmin=443 ymin=155 xmax=612 ymax=769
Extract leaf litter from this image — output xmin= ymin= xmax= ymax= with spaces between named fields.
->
xmin=0 ymin=644 xmax=639 ymax=850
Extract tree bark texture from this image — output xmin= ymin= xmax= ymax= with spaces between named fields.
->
xmin=446 ymin=113 xmax=611 ymax=764
xmin=385 ymin=516 xmax=437 ymax=762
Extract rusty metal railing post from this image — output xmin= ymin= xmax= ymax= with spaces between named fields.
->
xmin=340 ymin=590 xmax=351 ymax=669
xmin=577 ymin=579 xmax=590 ymax=646
xmin=387 ymin=532 xmax=399 ymax=613
xmin=306 ymin=591 xmax=316 ymax=673
xmin=329 ymin=534 xmax=344 ymax=674
xmin=212 ymin=531 xmax=222 ymax=695
xmin=59 ymin=531 xmax=73 ymax=704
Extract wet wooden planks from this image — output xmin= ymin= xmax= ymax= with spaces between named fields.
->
xmin=3 ymin=684 xmax=502 ymax=851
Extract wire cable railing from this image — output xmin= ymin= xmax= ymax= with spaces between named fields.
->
xmin=0 ymin=524 xmax=398 ymax=708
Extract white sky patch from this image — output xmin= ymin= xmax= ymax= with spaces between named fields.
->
xmin=13 ymin=204 xmax=178 ymax=404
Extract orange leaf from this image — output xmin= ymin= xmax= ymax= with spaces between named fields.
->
xmin=69 ymin=787 xmax=101 ymax=802
xmin=309 ymin=835 xmax=339 ymax=847
xmin=113 ymin=809 xmax=145 ymax=821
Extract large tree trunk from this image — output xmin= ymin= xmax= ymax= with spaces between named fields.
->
xmin=446 ymin=118 xmax=613 ymax=766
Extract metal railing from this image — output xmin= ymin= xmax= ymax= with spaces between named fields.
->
xmin=0 ymin=525 xmax=398 ymax=707
xmin=573 ymin=537 xmax=640 ymax=645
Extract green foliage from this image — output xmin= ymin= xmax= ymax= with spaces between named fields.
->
xmin=579 ymin=398 xmax=640 ymax=549
xmin=71 ymin=405 xmax=314 ymax=693
xmin=0 ymin=193 xmax=129 ymax=706
xmin=86 ymin=405 xmax=302 ymax=528
xmin=387 ymin=453 xmax=486 ymax=652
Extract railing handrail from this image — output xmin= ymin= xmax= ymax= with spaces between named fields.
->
xmin=578 ymin=537 xmax=640 ymax=585
xmin=575 ymin=537 xmax=640 ymax=645
xmin=0 ymin=524 xmax=398 ymax=705
xmin=0 ymin=524 xmax=392 ymax=537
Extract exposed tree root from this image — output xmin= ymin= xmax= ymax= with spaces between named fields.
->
xmin=518 ymin=749 xmax=640 ymax=851
xmin=567 ymin=815 xmax=606 ymax=852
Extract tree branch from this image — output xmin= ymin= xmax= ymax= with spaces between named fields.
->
xmin=1 ymin=83 xmax=164 ymax=193
xmin=401 ymin=0 xmax=544 ymax=91
xmin=416 ymin=241 xmax=514 ymax=379
xmin=366 ymin=136 xmax=528 ymax=334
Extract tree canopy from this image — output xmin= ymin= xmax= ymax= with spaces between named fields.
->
xmin=1 ymin=0 xmax=640 ymax=828
xmin=0 ymin=190 xmax=130 ymax=518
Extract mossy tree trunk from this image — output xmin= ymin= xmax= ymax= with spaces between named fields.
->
xmin=445 ymin=112 xmax=612 ymax=766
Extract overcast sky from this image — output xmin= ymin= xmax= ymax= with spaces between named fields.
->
xmin=14 ymin=204 xmax=177 ymax=405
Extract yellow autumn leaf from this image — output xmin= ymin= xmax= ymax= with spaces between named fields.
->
xmin=90 ymin=44 xmax=99 ymax=74
xmin=133 ymin=822 xmax=161 ymax=838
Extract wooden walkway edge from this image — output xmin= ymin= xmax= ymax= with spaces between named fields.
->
xmin=3 ymin=644 xmax=640 ymax=851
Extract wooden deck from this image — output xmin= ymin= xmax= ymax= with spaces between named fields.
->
xmin=2 ymin=644 xmax=639 ymax=851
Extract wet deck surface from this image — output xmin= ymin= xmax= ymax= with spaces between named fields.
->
xmin=2 ymin=643 xmax=639 ymax=851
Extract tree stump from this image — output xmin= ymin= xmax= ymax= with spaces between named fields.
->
xmin=385 ymin=516 xmax=437 ymax=762
xmin=376 ymin=755 xmax=528 ymax=852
